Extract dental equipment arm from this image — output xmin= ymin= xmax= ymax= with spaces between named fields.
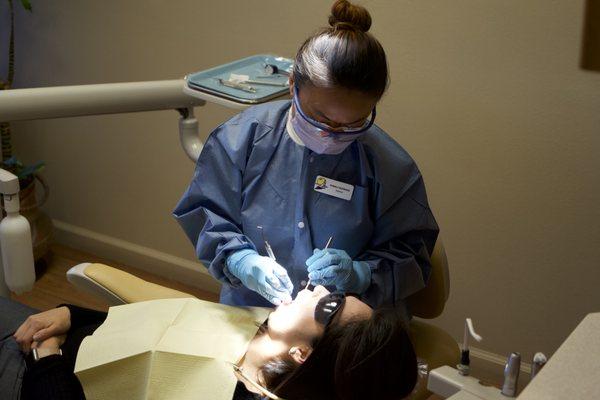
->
xmin=0 ymin=80 xmax=212 ymax=163
xmin=177 ymin=107 xmax=202 ymax=161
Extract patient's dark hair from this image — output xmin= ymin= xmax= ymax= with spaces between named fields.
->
xmin=260 ymin=308 xmax=418 ymax=400
xmin=293 ymin=0 xmax=389 ymax=98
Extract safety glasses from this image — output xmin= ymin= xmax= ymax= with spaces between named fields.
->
xmin=314 ymin=292 xmax=348 ymax=328
xmin=293 ymin=85 xmax=376 ymax=135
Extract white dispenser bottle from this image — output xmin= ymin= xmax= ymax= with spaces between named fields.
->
xmin=0 ymin=169 xmax=35 ymax=295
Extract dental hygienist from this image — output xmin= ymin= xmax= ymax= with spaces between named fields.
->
xmin=174 ymin=0 xmax=439 ymax=314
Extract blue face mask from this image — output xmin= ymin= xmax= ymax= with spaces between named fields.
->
xmin=288 ymin=86 xmax=376 ymax=155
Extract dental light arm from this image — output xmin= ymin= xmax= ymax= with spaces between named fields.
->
xmin=0 ymin=169 xmax=35 ymax=296
xmin=177 ymin=107 xmax=202 ymax=161
xmin=0 ymin=80 xmax=209 ymax=163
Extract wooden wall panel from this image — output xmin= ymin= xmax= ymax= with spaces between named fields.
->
xmin=582 ymin=0 xmax=600 ymax=71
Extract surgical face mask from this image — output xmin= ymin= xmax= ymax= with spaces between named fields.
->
xmin=288 ymin=86 xmax=376 ymax=155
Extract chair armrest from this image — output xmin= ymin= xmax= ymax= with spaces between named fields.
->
xmin=67 ymin=263 xmax=196 ymax=305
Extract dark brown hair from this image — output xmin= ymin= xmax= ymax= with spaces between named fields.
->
xmin=293 ymin=0 xmax=389 ymax=98
xmin=260 ymin=308 xmax=418 ymax=400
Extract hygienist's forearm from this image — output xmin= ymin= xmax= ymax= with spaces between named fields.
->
xmin=358 ymin=251 xmax=430 ymax=309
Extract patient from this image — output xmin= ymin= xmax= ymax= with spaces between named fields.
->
xmin=2 ymin=286 xmax=417 ymax=400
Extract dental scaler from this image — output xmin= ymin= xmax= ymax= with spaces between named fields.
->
xmin=305 ymin=236 xmax=333 ymax=289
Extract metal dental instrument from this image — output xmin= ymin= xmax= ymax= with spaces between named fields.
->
xmin=305 ymin=236 xmax=333 ymax=289
xmin=254 ymin=75 xmax=288 ymax=79
xmin=215 ymin=78 xmax=256 ymax=93
xmin=241 ymin=79 xmax=288 ymax=87
xmin=257 ymin=226 xmax=276 ymax=261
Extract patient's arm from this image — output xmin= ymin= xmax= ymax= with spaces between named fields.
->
xmin=14 ymin=304 xmax=107 ymax=354
xmin=19 ymin=305 xmax=108 ymax=400
xmin=14 ymin=307 xmax=71 ymax=353
xmin=21 ymin=339 xmax=86 ymax=400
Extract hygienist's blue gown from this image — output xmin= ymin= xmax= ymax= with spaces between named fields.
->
xmin=173 ymin=100 xmax=439 ymax=313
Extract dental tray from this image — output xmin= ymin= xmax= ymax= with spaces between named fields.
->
xmin=184 ymin=54 xmax=293 ymax=105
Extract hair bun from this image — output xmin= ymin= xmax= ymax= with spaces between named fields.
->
xmin=328 ymin=0 xmax=372 ymax=32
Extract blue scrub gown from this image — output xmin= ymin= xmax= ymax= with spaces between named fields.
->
xmin=173 ymin=100 xmax=438 ymax=313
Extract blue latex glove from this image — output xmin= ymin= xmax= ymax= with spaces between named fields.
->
xmin=306 ymin=248 xmax=371 ymax=294
xmin=226 ymin=249 xmax=294 ymax=305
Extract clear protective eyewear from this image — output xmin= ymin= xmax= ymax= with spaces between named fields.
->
xmin=293 ymin=85 xmax=376 ymax=136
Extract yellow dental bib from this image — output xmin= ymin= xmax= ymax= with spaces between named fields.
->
xmin=74 ymin=298 xmax=270 ymax=400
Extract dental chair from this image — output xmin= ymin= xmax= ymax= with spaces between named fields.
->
xmin=66 ymin=241 xmax=458 ymax=400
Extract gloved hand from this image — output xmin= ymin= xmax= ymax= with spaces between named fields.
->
xmin=226 ymin=249 xmax=294 ymax=305
xmin=306 ymin=248 xmax=371 ymax=294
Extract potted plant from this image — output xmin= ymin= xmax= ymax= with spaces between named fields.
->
xmin=1 ymin=0 xmax=53 ymax=269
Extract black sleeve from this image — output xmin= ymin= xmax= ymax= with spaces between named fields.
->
xmin=233 ymin=381 xmax=262 ymax=400
xmin=57 ymin=304 xmax=107 ymax=372
xmin=19 ymin=304 xmax=107 ymax=400
xmin=58 ymin=304 xmax=107 ymax=331
xmin=21 ymin=355 xmax=85 ymax=400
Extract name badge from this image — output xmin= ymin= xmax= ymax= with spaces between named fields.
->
xmin=313 ymin=175 xmax=354 ymax=201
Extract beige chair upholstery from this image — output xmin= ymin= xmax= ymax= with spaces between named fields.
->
xmin=407 ymin=240 xmax=450 ymax=319
xmin=407 ymin=240 xmax=459 ymax=399
xmin=85 ymin=263 xmax=194 ymax=303
xmin=67 ymin=239 xmax=458 ymax=400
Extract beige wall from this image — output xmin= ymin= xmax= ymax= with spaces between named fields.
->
xmin=4 ymin=0 xmax=600 ymax=372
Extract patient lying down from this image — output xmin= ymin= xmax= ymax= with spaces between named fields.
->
xmin=12 ymin=286 xmax=418 ymax=400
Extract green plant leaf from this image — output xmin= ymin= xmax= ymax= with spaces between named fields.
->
xmin=15 ymin=161 xmax=45 ymax=179
xmin=1 ymin=156 xmax=21 ymax=168
xmin=20 ymin=0 xmax=32 ymax=11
